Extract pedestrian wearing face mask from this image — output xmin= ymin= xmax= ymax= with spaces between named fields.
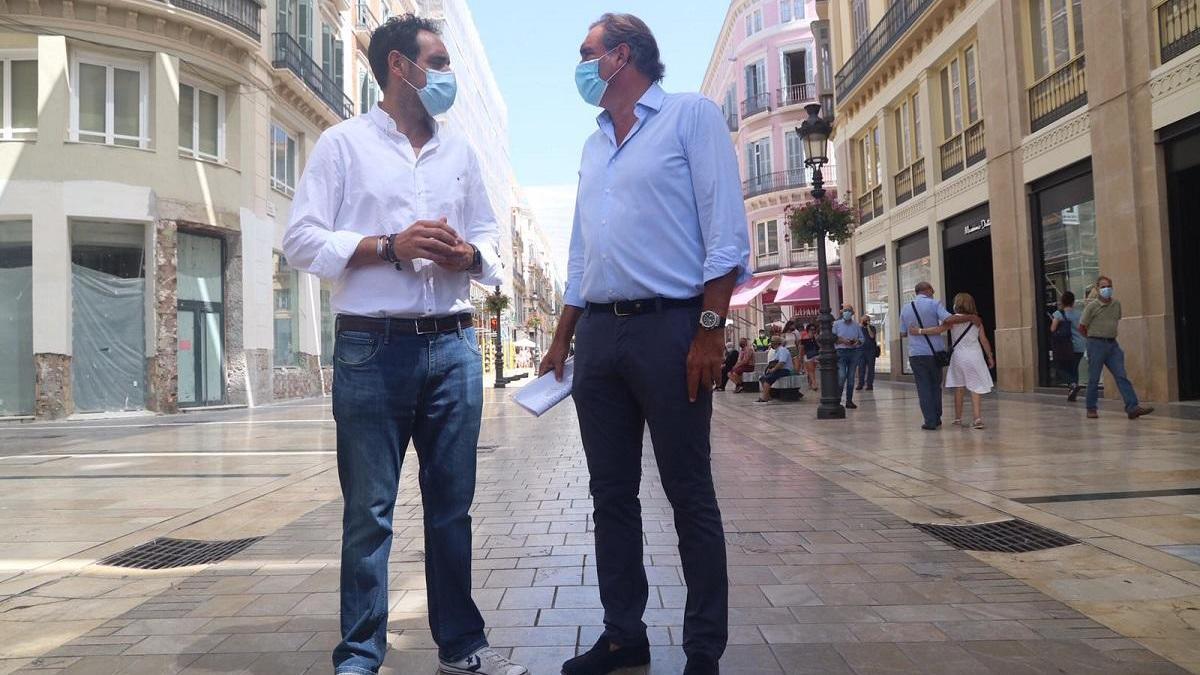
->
xmin=833 ymin=304 xmax=864 ymax=409
xmin=539 ymin=13 xmax=750 ymax=675
xmin=1079 ymin=276 xmax=1154 ymax=420
xmin=283 ymin=14 xmax=525 ymax=675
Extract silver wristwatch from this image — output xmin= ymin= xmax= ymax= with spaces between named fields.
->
xmin=699 ymin=310 xmax=726 ymax=330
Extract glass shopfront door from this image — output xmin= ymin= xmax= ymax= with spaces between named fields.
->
xmin=177 ymin=233 xmax=225 ymax=407
xmin=896 ymin=231 xmax=931 ymax=374
xmin=859 ymin=248 xmax=890 ymax=373
xmin=1031 ymin=161 xmax=1097 ymax=387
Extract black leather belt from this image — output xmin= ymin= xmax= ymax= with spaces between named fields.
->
xmin=586 ymin=296 xmax=702 ymax=317
xmin=336 ymin=313 xmax=473 ymax=336
xmin=1088 ymin=336 xmax=1117 ymax=342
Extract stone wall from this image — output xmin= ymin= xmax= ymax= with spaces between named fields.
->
xmin=147 ymin=220 xmax=179 ymax=414
xmin=245 ymin=349 xmax=273 ymax=406
xmin=273 ymin=353 xmax=323 ymax=401
xmin=34 ymin=353 xmax=72 ymax=419
xmin=222 ymin=233 xmax=247 ymax=406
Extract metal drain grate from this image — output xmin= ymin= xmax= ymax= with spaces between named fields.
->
xmin=98 ymin=537 xmax=263 ymax=570
xmin=912 ymin=519 xmax=1078 ymax=553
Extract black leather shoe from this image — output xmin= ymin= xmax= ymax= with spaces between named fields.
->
xmin=683 ymin=656 xmax=720 ymax=675
xmin=561 ymin=636 xmax=650 ymax=675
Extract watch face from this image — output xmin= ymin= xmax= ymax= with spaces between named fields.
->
xmin=700 ymin=310 xmax=722 ymax=329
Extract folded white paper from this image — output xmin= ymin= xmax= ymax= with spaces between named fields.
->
xmin=513 ymin=357 xmax=574 ymax=417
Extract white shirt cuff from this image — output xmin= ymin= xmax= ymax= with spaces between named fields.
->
xmin=311 ymin=230 xmax=365 ymax=280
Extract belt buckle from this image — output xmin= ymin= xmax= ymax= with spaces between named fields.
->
xmin=613 ymin=301 xmax=634 ymax=317
xmin=415 ymin=318 xmax=437 ymax=335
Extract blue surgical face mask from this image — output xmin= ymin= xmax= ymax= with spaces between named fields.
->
xmin=575 ymin=47 xmax=626 ymax=107
xmin=402 ymin=55 xmax=457 ymax=116
xmin=842 ymin=310 xmax=853 ymax=321
xmin=1099 ymin=286 xmax=1113 ymax=300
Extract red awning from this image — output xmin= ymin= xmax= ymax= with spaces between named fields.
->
xmin=729 ymin=275 xmax=775 ymax=309
xmin=774 ymin=272 xmax=821 ymax=304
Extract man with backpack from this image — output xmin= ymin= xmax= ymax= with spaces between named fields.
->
xmin=1050 ymin=291 xmax=1085 ymax=401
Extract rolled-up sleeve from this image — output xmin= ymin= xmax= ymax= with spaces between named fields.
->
xmin=685 ymin=98 xmax=751 ymax=285
xmin=282 ymin=132 xmax=359 ymax=279
xmin=562 ymin=192 xmax=586 ymax=309
xmin=464 ymin=150 xmax=503 ymax=286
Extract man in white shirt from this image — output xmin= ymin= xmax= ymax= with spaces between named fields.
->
xmin=283 ymin=15 xmax=526 ymax=675
xmin=757 ymin=335 xmax=794 ymax=403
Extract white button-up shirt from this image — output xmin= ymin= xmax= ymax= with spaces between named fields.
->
xmin=283 ymin=105 xmax=502 ymax=317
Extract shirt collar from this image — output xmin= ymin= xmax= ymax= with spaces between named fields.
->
xmin=595 ymin=83 xmax=666 ymax=131
xmin=367 ymin=103 xmax=440 ymax=142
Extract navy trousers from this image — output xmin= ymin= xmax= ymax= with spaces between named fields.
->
xmin=572 ymin=303 xmax=728 ymax=662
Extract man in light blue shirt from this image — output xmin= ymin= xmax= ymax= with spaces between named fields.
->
xmin=539 ymin=13 xmax=749 ymax=675
xmin=833 ymin=304 xmax=864 ymax=409
xmin=901 ymin=281 xmax=980 ymax=429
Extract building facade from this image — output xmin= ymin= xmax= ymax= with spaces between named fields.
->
xmin=700 ymin=0 xmax=843 ymax=343
xmin=0 ymin=0 xmax=554 ymax=419
xmin=830 ymin=0 xmax=1199 ymax=403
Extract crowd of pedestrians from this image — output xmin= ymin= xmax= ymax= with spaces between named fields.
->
xmin=718 ymin=275 xmax=1153 ymax=431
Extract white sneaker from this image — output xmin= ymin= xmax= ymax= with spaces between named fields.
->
xmin=439 ymin=646 xmax=528 ymax=675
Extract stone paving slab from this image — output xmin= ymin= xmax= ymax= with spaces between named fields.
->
xmin=4 ymin=396 xmax=1193 ymax=675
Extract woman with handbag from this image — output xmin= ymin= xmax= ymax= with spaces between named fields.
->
xmin=918 ymin=293 xmax=994 ymax=429
xmin=1050 ymin=291 xmax=1085 ymax=401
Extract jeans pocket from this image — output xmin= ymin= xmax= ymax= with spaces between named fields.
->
xmin=461 ymin=327 xmax=482 ymax=357
xmin=336 ymin=330 xmax=381 ymax=367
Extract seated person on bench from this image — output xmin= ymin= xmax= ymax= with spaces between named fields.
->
xmin=757 ymin=335 xmax=793 ymax=403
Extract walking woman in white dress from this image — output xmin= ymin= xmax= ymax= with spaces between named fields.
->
xmin=913 ymin=292 xmax=995 ymax=429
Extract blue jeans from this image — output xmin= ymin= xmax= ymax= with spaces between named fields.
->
xmin=910 ymin=355 xmax=944 ymax=427
xmin=331 ymin=324 xmax=487 ymax=674
xmin=1086 ymin=338 xmax=1140 ymax=412
xmin=837 ymin=348 xmax=860 ymax=403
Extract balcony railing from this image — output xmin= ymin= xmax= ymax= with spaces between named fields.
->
xmin=755 ymin=252 xmax=781 ymax=272
xmin=1029 ymin=55 xmax=1087 ymax=133
xmin=273 ymin=32 xmax=355 ymax=120
xmin=786 ymin=246 xmax=819 ymax=269
xmin=834 ymin=0 xmax=934 ymax=101
xmin=939 ymin=120 xmax=985 ymax=179
xmin=777 ymin=82 xmax=817 ymax=108
xmin=1159 ymin=0 xmax=1200 ymax=63
xmin=893 ymin=158 xmax=926 ymax=205
xmin=743 ymin=168 xmax=807 ymax=199
xmin=166 ymin=0 xmax=260 ymax=39
xmin=858 ymin=185 xmax=884 ymax=223
xmin=356 ymin=0 xmax=380 ymax=33
xmin=742 ymin=92 xmax=771 ymax=119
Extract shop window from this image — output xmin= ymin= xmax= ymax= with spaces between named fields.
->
xmin=1032 ymin=162 xmax=1097 ymax=387
xmin=273 ymin=252 xmax=300 ymax=367
xmin=0 ymin=220 xmax=33 ymax=416
xmin=896 ymin=231 xmax=931 ymax=374
xmin=320 ymin=279 xmax=334 ymax=366
xmin=70 ymin=221 xmax=147 ymax=412
xmin=859 ymin=248 xmax=890 ymax=374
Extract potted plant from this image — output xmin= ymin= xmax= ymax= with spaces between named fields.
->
xmin=784 ymin=198 xmax=857 ymax=246
xmin=484 ymin=290 xmax=510 ymax=316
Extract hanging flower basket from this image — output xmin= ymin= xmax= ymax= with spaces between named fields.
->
xmin=484 ymin=291 xmax=510 ymax=315
xmin=784 ymin=198 xmax=857 ymax=246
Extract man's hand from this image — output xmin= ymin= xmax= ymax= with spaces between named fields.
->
xmin=687 ymin=329 xmax=724 ymax=403
xmin=908 ymin=324 xmax=921 ymax=336
xmin=436 ymin=241 xmax=476 ymax=272
xmin=539 ymin=341 xmax=570 ymax=382
xmin=392 ymin=218 xmax=461 ymax=264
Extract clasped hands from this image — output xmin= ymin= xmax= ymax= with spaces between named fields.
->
xmin=392 ymin=218 xmax=474 ymax=271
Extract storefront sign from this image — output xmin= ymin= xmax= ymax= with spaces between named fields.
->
xmin=943 ymin=204 xmax=992 ymax=249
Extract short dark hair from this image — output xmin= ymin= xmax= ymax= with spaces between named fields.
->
xmin=368 ymin=13 xmax=440 ymax=89
xmin=590 ymin=13 xmax=665 ymax=82
xmin=1061 ymin=291 xmax=1075 ymax=306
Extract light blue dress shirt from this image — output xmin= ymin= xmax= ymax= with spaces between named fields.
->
xmin=900 ymin=294 xmax=953 ymax=356
xmin=833 ymin=319 xmax=863 ymax=350
xmin=563 ymin=84 xmax=751 ymax=308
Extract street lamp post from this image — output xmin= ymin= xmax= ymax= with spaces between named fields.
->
xmin=493 ymin=285 xmax=506 ymax=389
xmin=796 ymin=103 xmax=844 ymax=420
